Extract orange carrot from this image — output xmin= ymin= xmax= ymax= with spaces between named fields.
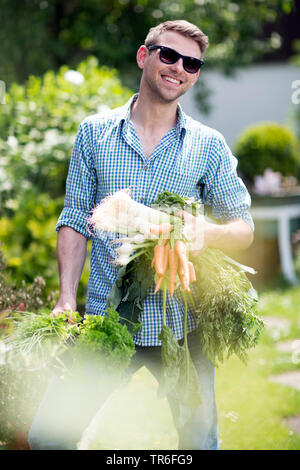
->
xmin=188 ymin=261 xmax=197 ymax=283
xmin=154 ymin=243 xmax=170 ymax=277
xmin=162 ymin=244 xmax=170 ymax=275
xmin=175 ymin=240 xmax=190 ymax=292
xmin=153 ymin=244 xmax=170 ymax=294
xmin=161 ymin=235 xmax=169 ymax=247
xmin=154 ymin=275 xmax=164 ymax=294
xmin=179 ymin=265 xmax=191 ymax=293
xmin=168 ymin=247 xmax=178 ymax=297
xmin=174 ymin=240 xmax=188 ymax=263
xmin=153 ymin=244 xmax=165 ymax=276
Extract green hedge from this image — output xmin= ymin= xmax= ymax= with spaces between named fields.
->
xmin=234 ymin=122 xmax=300 ymax=185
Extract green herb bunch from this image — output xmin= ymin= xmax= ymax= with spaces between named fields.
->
xmin=73 ymin=306 xmax=136 ymax=374
xmin=4 ymin=309 xmax=81 ymax=371
xmin=4 ymin=306 xmax=136 ymax=376
xmin=191 ymin=248 xmax=264 ymax=366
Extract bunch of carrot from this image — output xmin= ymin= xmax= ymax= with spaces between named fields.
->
xmin=150 ymin=223 xmax=197 ymax=297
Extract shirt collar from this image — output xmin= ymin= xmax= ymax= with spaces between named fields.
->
xmin=176 ymin=101 xmax=187 ymax=138
xmin=118 ymin=93 xmax=188 ymax=139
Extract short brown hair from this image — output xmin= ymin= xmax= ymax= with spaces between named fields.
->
xmin=144 ymin=20 xmax=209 ymax=56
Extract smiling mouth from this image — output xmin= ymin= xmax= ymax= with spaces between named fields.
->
xmin=161 ymin=74 xmax=182 ymax=85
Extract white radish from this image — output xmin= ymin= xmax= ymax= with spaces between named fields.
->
xmin=89 ymin=189 xmax=171 ymax=237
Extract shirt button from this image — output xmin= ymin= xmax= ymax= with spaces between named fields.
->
xmin=140 ymin=197 xmax=145 ymax=202
xmin=144 ymin=165 xmax=148 ymax=170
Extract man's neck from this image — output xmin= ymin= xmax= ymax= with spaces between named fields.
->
xmin=130 ymin=92 xmax=178 ymax=134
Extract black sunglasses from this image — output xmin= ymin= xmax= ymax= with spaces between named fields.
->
xmin=147 ymin=45 xmax=204 ymax=74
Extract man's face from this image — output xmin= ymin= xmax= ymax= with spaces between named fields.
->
xmin=138 ymin=31 xmax=202 ymax=104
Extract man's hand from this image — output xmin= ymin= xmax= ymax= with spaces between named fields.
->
xmin=175 ymin=210 xmax=254 ymax=256
xmin=50 ymin=297 xmax=77 ymax=324
xmin=175 ymin=210 xmax=208 ymax=257
xmin=51 ymin=298 xmax=76 ymax=316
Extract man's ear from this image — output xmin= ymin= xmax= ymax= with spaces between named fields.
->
xmin=191 ymin=70 xmax=200 ymax=86
xmin=136 ymin=45 xmax=148 ymax=70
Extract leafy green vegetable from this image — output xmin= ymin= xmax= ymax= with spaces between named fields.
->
xmin=157 ymin=325 xmax=182 ymax=397
xmin=73 ymin=306 xmax=136 ymax=374
xmin=106 ymin=252 xmax=154 ymax=334
xmin=4 ymin=306 xmax=136 ymax=377
xmin=4 ymin=309 xmax=81 ymax=371
xmin=151 ymin=191 xmax=264 ymax=428
xmin=152 ymin=191 xmax=264 ymax=367
xmin=151 ymin=190 xmax=204 ymax=217
xmin=158 ymin=324 xmax=202 ymax=430
xmin=190 ymin=248 xmax=264 ymax=365
xmin=156 ymin=281 xmax=203 ymax=430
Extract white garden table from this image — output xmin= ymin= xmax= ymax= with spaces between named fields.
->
xmin=250 ymin=204 xmax=300 ymax=285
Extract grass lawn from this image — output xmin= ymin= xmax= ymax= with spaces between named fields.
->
xmin=80 ymin=284 xmax=300 ymax=450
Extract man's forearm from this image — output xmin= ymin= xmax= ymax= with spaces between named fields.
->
xmin=176 ymin=210 xmax=254 ymax=256
xmin=57 ymin=226 xmax=88 ymax=301
xmin=205 ymin=218 xmax=254 ymax=253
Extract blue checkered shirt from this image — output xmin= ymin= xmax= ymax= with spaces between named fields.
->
xmin=56 ymin=93 xmax=254 ymax=346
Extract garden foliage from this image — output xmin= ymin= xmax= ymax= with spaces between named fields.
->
xmin=234 ymin=121 xmax=300 ymax=185
xmin=0 ymin=249 xmax=56 ymax=329
xmin=0 ymin=56 xmax=132 ymax=300
xmin=0 ymin=0 xmax=295 ymax=88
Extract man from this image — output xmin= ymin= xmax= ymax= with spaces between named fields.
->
xmin=28 ymin=20 xmax=254 ymax=450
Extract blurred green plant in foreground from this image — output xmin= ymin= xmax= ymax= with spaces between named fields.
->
xmin=0 ymin=247 xmax=56 ymax=450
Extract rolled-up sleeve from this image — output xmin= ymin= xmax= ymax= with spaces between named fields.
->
xmin=56 ymin=119 xmax=96 ymax=239
xmin=203 ymin=135 xmax=254 ymax=231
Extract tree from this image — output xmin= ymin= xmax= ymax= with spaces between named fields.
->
xmin=0 ymin=0 xmax=296 ymax=90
